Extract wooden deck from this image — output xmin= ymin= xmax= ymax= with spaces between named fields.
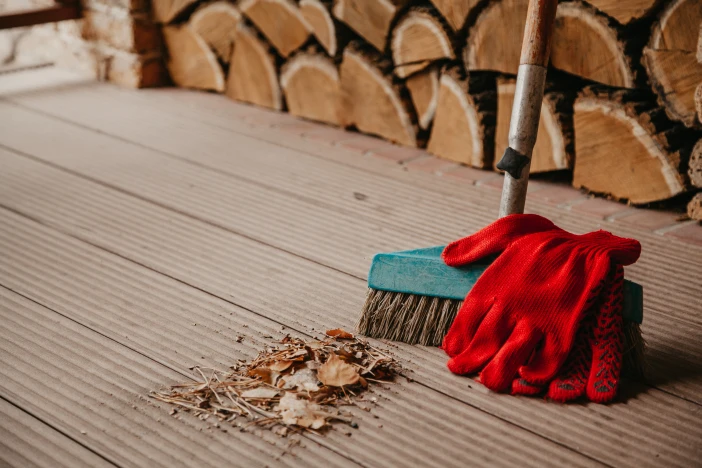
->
xmin=0 ymin=66 xmax=700 ymax=468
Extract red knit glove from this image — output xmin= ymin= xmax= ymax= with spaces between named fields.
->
xmin=441 ymin=214 xmax=640 ymax=392
xmin=512 ymin=265 xmax=626 ymax=403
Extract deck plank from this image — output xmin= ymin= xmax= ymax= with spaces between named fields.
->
xmin=0 ymin=97 xmax=700 ymax=402
xmin=0 ymin=288 xmax=351 ymax=468
xmin=0 ymin=140 xmax=700 ymax=466
xmin=0 ymin=209 xmax=598 ymax=468
xmin=0 ymin=399 xmax=114 ymax=468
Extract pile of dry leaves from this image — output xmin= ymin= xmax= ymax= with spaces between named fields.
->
xmin=150 ymin=329 xmax=401 ymax=435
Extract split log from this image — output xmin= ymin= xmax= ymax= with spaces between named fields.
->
xmin=300 ymin=0 xmax=350 ymax=57
xmin=332 ymin=0 xmax=407 ymax=52
xmin=189 ymin=1 xmax=242 ymax=63
xmin=280 ymin=51 xmax=345 ymax=125
xmin=163 ymin=25 xmax=225 ymax=91
xmin=406 ymin=65 xmax=439 ymax=130
xmin=428 ymin=0 xmax=482 ymax=31
xmin=649 ymin=0 xmax=699 ymax=52
xmin=426 ymin=66 xmax=496 ymax=168
xmin=551 ymin=2 xmax=637 ymax=88
xmin=239 ymin=0 xmax=311 ymax=58
xmin=696 ymin=83 xmax=702 ymax=126
xmin=152 ymin=0 xmax=198 ymax=23
xmin=644 ymin=0 xmax=702 ymax=128
xmin=464 ymin=0 xmax=527 ymax=75
xmin=643 ymin=49 xmax=702 ymax=128
xmin=586 ymin=0 xmax=659 ymax=25
xmin=495 ymin=77 xmax=574 ymax=173
xmin=689 ymin=139 xmax=702 ymax=188
xmin=391 ymin=7 xmax=455 ymax=79
xmin=687 ymin=192 xmax=702 ymax=221
xmin=572 ymin=87 xmax=697 ymax=204
xmin=340 ymin=43 xmax=417 ymax=146
xmin=226 ymin=24 xmax=283 ymax=110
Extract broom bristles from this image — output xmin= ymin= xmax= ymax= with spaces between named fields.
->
xmin=357 ymin=288 xmax=647 ymax=377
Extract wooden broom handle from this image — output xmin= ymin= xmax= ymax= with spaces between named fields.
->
xmin=497 ymin=0 xmax=559 ymax=217
xmin=520 ymin=0 xmax=559 ymax=67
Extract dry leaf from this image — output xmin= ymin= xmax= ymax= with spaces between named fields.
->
xmin=317 ymin=353 xmax=360 ymax=387
xmin=326 ymin=328 xmax=354 ymax=339
xmin=267 ymin=360 xmax=293 ymax=372
xmin=281 ymin=368 xmax=321 ymax=392
xmin=241 ymin=388 xmax=279 ymax=399
xmin=277 ymin=393 xmax=327 ymax=429
xmin=249 ymin=368 xmax=279 ymax=385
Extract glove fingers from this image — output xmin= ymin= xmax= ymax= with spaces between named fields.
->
xmin=480 ymin=323 xmax=542 ymax=393
xmin=518 ymin=334 xmax=570 ymax=386
xmin=447 ymin=310 xmax=512 ymax=375
xmin=441 ymin=295 xmax=494 ymax=358
xmin=586 ymin=266 xmax=625 ymax=403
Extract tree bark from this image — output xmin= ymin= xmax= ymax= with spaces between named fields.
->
xmin=687 ymin=192 xmax=702 ymax=221
xmin=340 ymin=42 xmax=417 ymax=146
xmin=280 ymin=50 xmax=345 ymax=125
xmin=689 ymin=139 xmax=702 ymax=189
xmin=426 ymin=66 xmax=496 ymax=168
xmin=226 ymin=24 xmax=283 ymax=110
xmin=163 ymin=24 xmax=225 ymax=91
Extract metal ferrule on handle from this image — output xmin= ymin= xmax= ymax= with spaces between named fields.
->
xmin=498 ymin=0 xmax=558 ymax=218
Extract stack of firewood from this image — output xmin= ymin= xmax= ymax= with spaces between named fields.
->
xmin=153 ymin=0 xmax=702 ymax=218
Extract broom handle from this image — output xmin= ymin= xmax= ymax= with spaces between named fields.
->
xmin=498 ymin=0 xmax=558 ymax=217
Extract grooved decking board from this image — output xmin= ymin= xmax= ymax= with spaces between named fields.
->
xmin=0 ymin=210 xmax=598 ymax=468
xmin=0 ymin=94 xmax=700 ymax=402
xmin=0 ymin=148 xmax=701 ymax=466
xmin=0 ymin=399 xmax=115 ymax=468
xmin=1 ymin=76 xmax=700 ymax=335
xmin=0 ymin=289 xmax=350 ymax=468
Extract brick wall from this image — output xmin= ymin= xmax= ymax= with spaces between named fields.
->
xmin=0 ymin=0 xmax=168 ymax=87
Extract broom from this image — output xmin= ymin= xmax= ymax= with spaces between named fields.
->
xmin=356 ymin=0 xmax=646 ymax=377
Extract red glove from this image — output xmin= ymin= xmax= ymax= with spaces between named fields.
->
xmin=512 ymin=265 xmax=626 ymax=403
xmin=441 ymin=214 xmax=640 ymax=392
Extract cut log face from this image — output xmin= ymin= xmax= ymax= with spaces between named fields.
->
xmin=687 ymin=192 xmax=702 ymax=221
xmin=428 ymin=0 xmax=481 ymax=31
xmin=464 ymin=0 xmax=526 ymax=75
xmin=226 ymin=24 xmax=282 ymax=110
xmin=644 ymin=49 xmax=702 ymax=128
xmin=427 ymin=67 xmax=496 ymax=168
xmin=239 ymin=0 xmax=311 ymax=58
xmin=300 ymin=0 xmax=337 ymax=56
xmin=280 ymin=52 xmax=344 ymax=125
xmin=586 ymin=0 xmax=659 ymax=25
xmin=649 ymin=0 xmax=700 ymax=51
xmin=152 ymin=0 xmax=198 ymax=23
xmin=340 ymin=46 xmax=416 ymax=146
xmin=391 ymin=8 xmax=455 ymax=79
xmin=163 ymin=25 xmax=225 ymax=92
xmin=189 ymin=2 xmax=242 ymax=63
xmin=405 ymin=65 xmax=439 ymax=130
xmin=332 ymin=0 xmax=407 ymax=51
xmin=689 ymin=139 xmax=702 ymax=188
xmin=551 ymin=2 xmax=635 ymax=88
xmin=573 ymin=96 xmax=687 ymax=204
xmin=495 ymin=78 xmax=573 ymax=173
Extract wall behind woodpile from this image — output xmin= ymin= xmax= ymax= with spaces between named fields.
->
xmin=152 ymin=0 xmax=702 ymax=216
xmin=0 ymin=0 xmax=167 ymax=87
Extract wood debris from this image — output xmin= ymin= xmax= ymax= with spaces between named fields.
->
xmin=150 ymin=329 xmax=400 ymax=435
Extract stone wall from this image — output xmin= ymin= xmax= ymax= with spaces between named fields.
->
xmin=0 ymin=0 xmax=168 ymax=87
